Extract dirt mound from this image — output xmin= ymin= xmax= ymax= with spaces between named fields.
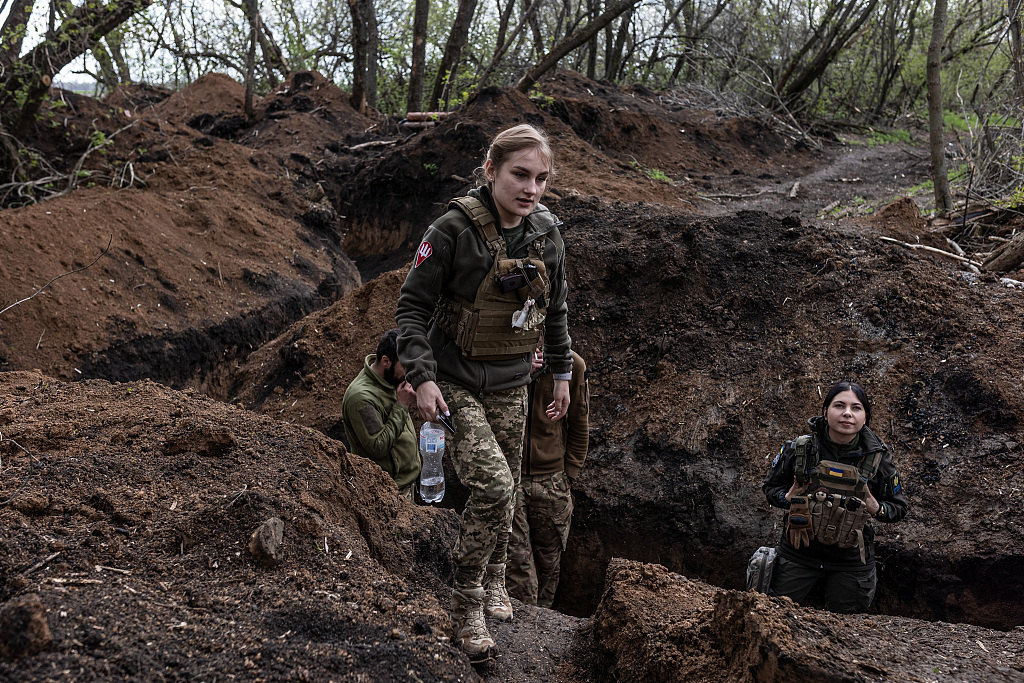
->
xmin=589 ymin=558 xmax=1024 ymax=682
xmin=0 ymin=370 xmax=478 ymax=680
xmin=539 ymin=70 xmax=792 ymax=176
xmin=860 ymin=196 xmax=947 ymax=248
xmin=1 ymin=72 xmax=365 ymax=394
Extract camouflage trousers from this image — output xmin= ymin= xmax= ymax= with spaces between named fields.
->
xmin=507 ymin=471 xmax=574 ymax=608
xmin=437 ymin=381 xmax=528 ymax=590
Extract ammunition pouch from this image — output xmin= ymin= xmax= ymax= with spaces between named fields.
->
xmin=807 ymin=492 xmax=872 ymax=563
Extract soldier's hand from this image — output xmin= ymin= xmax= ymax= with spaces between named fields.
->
xmin=415 ymin=380 xmax=448 ymax=423
xmin=784 ymin=480 xmax=808 ymax=502
xmin=397 ymin=381 xmax=417 ymax=411
xmin=546 ymin=379 xmax=570 ymax=421
xmin=531 ymin=349 xmax=544 ymax=372
xmin=864 ymin=488 xmax=881 ymax=516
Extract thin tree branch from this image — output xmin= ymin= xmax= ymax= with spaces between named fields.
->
xmin=0 ymin=235 xmax=112 ymax=317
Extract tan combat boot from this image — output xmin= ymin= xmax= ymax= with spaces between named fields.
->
xmin=483 ymin=563 xmax=513 ymax=621
xmin=451 ymin=587 xmax=496 ymax=663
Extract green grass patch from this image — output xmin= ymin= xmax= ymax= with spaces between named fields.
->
xmin=646 ymin=168 xmax=671 ymax=183
xmin=867 ymin=128 xmax=912 ymax=145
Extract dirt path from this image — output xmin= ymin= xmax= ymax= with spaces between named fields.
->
xmin=698 ymin=140 xmax=932 ymax=221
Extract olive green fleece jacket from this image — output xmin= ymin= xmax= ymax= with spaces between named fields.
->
xmin=524 ymin=352 xmax=589 ymax=479
xmin=341 ymin=355 xmax=420 ymax=489
xmin=396 ymin=186 xmax=572 ymax=394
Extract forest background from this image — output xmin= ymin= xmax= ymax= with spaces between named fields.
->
xmin=0 ymin=0 xmax=1022 ymax=213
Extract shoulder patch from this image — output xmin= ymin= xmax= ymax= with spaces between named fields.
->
xmin=414 ymin=241 xmax=433 ymax=268
xmin=359 ymin=405 xmax=384 ymax=434
xmin=771 ymin=451 xmax=781 ymax=468
xmin=891 ymin=473 xmax=901 ymax=493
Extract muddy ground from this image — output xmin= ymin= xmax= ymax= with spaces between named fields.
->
xmin=2 ymin=70 xmax=1024 ymax=681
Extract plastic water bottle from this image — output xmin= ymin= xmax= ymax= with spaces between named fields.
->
xmin=418 ymin=421 xmax=446 ymax=503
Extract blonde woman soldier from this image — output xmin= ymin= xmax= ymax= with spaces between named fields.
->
xmin=396 ymin=124 xmax=572 ymax=662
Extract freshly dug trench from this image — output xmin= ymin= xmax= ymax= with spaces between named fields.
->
xmin=558 ymin=446 xmax=1024 ymax=630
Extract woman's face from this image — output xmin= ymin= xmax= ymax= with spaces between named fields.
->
xmin=484 ymin=147 xmax=550 ymax=228
xmin=824 ymin=389 xmax=867 ymax=443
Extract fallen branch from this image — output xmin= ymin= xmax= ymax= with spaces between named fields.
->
xmin=348 ymin=139 xmax=397 ymax=151
xmin=26 ymin=552 xmax=62 ymax=576
xmin=819 ymin=200 xmax=841 ymax=216
xmin=0 ymin=235 xmax=112 ymax=317
xmin=879 ymin=236 xmax=984 ymax=268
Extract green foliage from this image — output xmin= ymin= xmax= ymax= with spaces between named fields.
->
xmin=529 ymin=88 xmax=555 ymax=110
xmin=89 ymin=128 xmax=111 ymax=156
xmin=423 ymin=162 xmax=438 ymax=175
xmin=646 ymin=168 xmax=670 ymax=183
xmin=867 ymin=128 xmax=912 ymax=145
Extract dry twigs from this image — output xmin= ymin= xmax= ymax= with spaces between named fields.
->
xmin=0 ymin=121 xmax=139 ymax=206
xmin=879 ymin=236 xmax=984 ymax=270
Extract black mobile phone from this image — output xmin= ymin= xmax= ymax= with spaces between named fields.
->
xmin=436 ymin=412 xmax=455 ymax=433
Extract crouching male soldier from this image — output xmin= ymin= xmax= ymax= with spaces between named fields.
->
xmin=507 ymin=346 xmax=589 ymax=607
xmin=342 ymin=329 xmax=420 ymax=500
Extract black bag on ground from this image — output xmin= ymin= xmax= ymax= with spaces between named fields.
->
xmin=745 ymin=546 xmax=777 ymax=593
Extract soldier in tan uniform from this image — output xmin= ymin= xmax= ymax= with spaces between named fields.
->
xmin=508 ymin=345 xmax=589 ymax=608
xmin=396 ymin=125 xmax=573 ymax=663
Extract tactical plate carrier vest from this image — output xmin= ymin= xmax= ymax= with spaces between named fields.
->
xmin=433 ymin=197 xmax=551 ymax=361
xmin=788 ymin=435 xmax=883 ymax=563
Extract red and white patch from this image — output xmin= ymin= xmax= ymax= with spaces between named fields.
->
xmin=414 ymin=241 xmax=433 ymax=268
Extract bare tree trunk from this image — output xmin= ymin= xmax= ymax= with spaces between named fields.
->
xmin=927 ymin=0 xmax=953 ymax=213
xmin=586 ymin=0 xmax=597 ymax=78
xmin=366 ymin=1 xmax=379 ymax=107
xmin=244 ymin=0 xmax=258 ymax=120
xmin=1010 ymin=0 xmax=1024 ymax=101
xmin=778 ymin=0 xmax=879 ymax=109
xmin=348 ymin=0 xmax=369 ymax=112
xmin=429 ymin=0 xmax=480 ymax=111
xmin=604 ymin=6 xmax=633 ymax=80
xmin=524 ymin=0 xmax=546 ymax=59
xmin=92 ymin=39 xmax=121 ymax=90
xmin=0 ymin=0 xmax=36 ymax=69
xmin=516 ymin=0 xmax=641 ymax=92
xmin=492 ymin=0 xmax=516 ymax=63
xmin=107 ymin=29 xmax=132 ymax=82
xmin=407 ymin=0 xmax=429 ymax=112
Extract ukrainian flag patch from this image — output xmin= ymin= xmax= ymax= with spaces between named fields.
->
xmin=892 ymin=474 xmax=900 ymax=492
xmin=828 ymin=466 xmax=845 ymax=477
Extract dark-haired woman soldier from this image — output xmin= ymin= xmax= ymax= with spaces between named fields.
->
xmin=763 ymin=381 xmax=908 ymax=613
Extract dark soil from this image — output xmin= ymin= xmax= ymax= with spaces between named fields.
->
xmin=3 ymin=69 xmax=1024 ymax=682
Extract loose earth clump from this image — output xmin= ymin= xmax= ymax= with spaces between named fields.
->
xmin=2 ymin=70 xmax=1024 ymax=681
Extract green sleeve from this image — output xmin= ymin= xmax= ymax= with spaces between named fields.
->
xmin=342 ymin=392 xmax=411 ymax=473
